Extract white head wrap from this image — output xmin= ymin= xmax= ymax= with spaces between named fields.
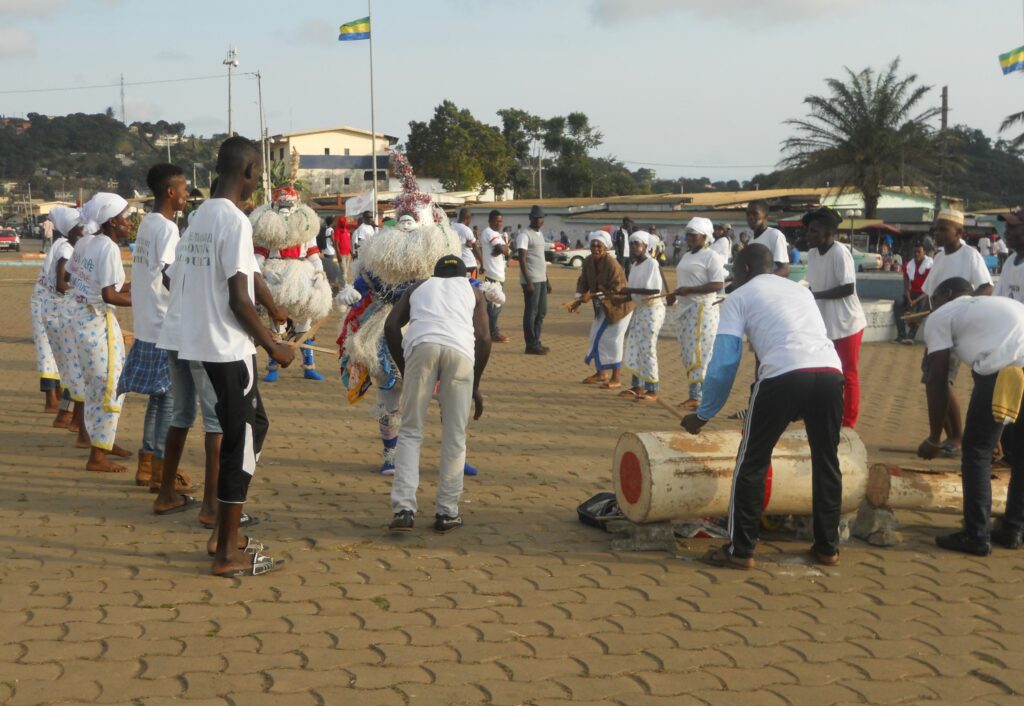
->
xmin=629 ymin=230 xmax=653 ymax=253
xmin=685 ymin=217 xmax=714 ymax=238
xmin=48 ymin=206 xmax=81 ymax=237
xmin=588 ymin=230 xmax=612 ymax=249
xmin=80 ymin=193 xmax=128 ymax=234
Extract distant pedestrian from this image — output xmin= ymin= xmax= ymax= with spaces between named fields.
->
xmin=613 ymin=217 xmax=634 ymax=276
xmin=352 ymin=210 xmax=376 ymax=257
xmin=710 ymin=223 xmax=732 ymax=263
xmin=517 ymin=205 xmax=551 ymax=355
xmin=41 ymin=218 xmax=53 ymax=253
xmin=894 ymin=244 xmax=932 ymax=343
xmin=481 ymin=209 xmax=510 ymax=343
xmin=453 ymin=207 xmax=482 ymax=279
xmin=615 ymin=232 xmax=665 ymax=402
xmin=334 ymin=216 xmax=353 ymax=285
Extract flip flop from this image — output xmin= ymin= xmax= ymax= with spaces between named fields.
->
xmin=207 ymin=536 xmax=267 ymax=557
xmin=678 ymin=399 xmax=700 ymax=411
xmin=154 ymin=495 xmax=200 ymax=516
xmin=940 ymin=443 xmax=961 ymax=459
xmin=601 ymin=381 xmax=622 ymax=390
xmin=214 ymin=552 xmax=285 ymax=578
xmin=635 ymin=395 xmax=658 ymax=403
xmin=201 ymin=513 xmax=260 ymax=530
xmin=581 ymin=375 xmax=607 ymax=385
xmin=617 ymin=389 xmax=639 ymax=399
xmin=699 ymin=545 xmax=755 ymax=570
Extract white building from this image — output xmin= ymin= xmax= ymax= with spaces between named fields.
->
xmin=268 ymin=126 xmax=398 ymax=196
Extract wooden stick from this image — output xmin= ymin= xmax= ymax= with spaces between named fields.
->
xmin=901 ymin=310 xmax=930 ymax=322
xmin=297 ymin=343 xmax=337 ymax=355
xmin=287 ymin=317 xmax=329 ymax=346
xmin=654 ymin=396 xmax=687 ymax=421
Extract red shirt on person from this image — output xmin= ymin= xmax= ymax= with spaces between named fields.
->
xmin=334 ymin=216 xmax=352 ymax=256
xmin=904 ymin=255 xmax=933 ymax=296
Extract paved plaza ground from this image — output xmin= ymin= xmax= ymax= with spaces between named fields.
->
xmin=1 ymin=256 xmax=1022 ymax=705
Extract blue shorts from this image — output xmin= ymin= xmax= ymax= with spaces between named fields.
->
xmin=167 ymin=350 xmax=223 ymax=434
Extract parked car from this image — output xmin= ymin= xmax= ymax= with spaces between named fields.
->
xmin=799 ymin=244 xmax=883 ymax=272
xmin=553 ymin=247 xmax=589 ymax=268
xmin=0 ymin=227 xmax=20 ymax=252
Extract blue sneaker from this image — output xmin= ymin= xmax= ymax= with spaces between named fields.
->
xmin=379 ymin=462 xmax=395 ymax=476
xmin=463 ymin=463 xmax=478 ymax=476
xmin=303 ymin=367 xmax=324 ymax=381
xmin=263 ymin=362 xmax=279 ymax=383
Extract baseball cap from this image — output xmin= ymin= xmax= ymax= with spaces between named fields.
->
xmin=433 ymin=255 xmax=467 ymax=278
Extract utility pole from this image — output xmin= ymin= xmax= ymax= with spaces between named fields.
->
xmin=255 ymin=70 xmax=270 ymax=204
xmin=223 ymin=47 xmax=239 ymax=136
xmin=120 ymin=74 xmax=126 ymax=124
xmin=934 ymin=85 xmax=948 ymax=213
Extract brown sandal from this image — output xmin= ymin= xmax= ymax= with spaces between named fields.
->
xmin=617 ymin=389 xmax=639 ymax=399
xmin=700 ymin=545 xmax=754 ymax=570
xmin=678 ymin=399 xmax=700 ymax=411
xmin=601 ymin=381 xmax=622 ymax=390
xmin=581 ymin=374 xmax=608 ymax=385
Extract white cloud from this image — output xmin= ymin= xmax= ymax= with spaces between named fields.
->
xmin=289 ymin=19 xmax=336 ymax=47
xmin=588 ymin=0 xmax=878 ymax=23
xmin=0 ymin=27 xmax=35 ymax=58
xmin=0 ymin=0 xmax=68 ymax=16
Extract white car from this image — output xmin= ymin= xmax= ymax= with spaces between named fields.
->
xmin=553 ymin=248 xmax=589 ymax=268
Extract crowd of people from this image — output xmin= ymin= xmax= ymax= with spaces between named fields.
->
xmin=24 ymin=134 xmax=1024 ymax=576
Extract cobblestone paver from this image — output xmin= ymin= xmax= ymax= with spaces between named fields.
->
xmin=0 ymin=259 xmax=1021 ymax=704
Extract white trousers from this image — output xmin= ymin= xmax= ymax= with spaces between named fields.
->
xmin=390 ymin=343 xmax=474 ymax=517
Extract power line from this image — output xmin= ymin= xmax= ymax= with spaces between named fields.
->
xmin=0 ymin=72 xmax=259 ymax=95
xmin=618 ymin=159 xmax=777 ymax=170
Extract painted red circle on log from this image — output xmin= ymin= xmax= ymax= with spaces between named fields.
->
xmin=620 ymin=451 xmax=642 ymax=504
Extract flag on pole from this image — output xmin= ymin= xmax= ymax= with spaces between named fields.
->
xmin=999 ymin=44 xmax=1024 ymax=75
xmin=339 ymin=17 xmax=370 ymax=41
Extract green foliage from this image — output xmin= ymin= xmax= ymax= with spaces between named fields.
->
xmin=0 ymin=111 xmax=221 ymax=200
xmin=780 ymin=58 xmax=944 ymax=217
xmin=406 ymin=101 xmax=515 ymax=192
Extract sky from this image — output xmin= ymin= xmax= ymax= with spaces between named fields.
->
xmin=2 ymin=0 xmax=1024 ymax=181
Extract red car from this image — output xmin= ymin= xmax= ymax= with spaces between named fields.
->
xmin=0 ymin=228 xmax=20 ymax=252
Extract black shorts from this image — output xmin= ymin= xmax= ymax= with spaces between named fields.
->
xmin=203 ymin=356 xmax=269 ymax=504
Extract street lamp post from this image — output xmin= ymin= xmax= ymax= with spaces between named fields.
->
xmin=223 ymin=47 xmax=239 ymax=136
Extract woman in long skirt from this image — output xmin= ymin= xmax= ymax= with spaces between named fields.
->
xmin=616 ymin=232 xmax=666 ymax=402
xmin=569 ymin=231 xmax=634 ymax=389
xmin=669 ymin=217 xmax=726 ymax=410
xmin=68 ymin=193 xmax=134 ymax=473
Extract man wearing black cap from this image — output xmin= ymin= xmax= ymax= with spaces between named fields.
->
xmin=804 ymin=207 xmax=866 ymax=429
xmin=383 ymin=255 xmax=491 ymax=533
xmin=517 ymin=205 xmax=552 ymax=355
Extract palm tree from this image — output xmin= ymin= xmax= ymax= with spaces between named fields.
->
xmin=780 ymin=58 xmax=942 ymax=218
xmin=999 ymin=109 xmax=1024 ymax=150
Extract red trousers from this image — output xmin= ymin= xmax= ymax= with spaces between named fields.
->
xmin=832 ymin=329 xmax=863 ymax=428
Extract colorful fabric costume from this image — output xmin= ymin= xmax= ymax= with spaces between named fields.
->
xmin=336 ymin=151 xmax=501 ymax=474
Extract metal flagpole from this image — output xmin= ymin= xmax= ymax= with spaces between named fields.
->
xmin=368 ymin=0 xmax=378 ymax=224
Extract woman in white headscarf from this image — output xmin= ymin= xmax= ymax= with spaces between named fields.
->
xmin=41 ymin=206 xmax=85 ymax=430
xmin=613 ymin=231 xmax=666 ymax=401
xmin=568 ymin=230 xmax=634 ymax=388
xmin=67 ymin=193 xmax=134 ymax=473
xmin=668 ymin=217 xmax=726 ymax=410
xmin=29 ymin=212 xmax=65 ymax=413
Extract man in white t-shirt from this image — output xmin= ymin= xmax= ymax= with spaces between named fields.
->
xmin=995 ymin=210 xmax=1024 ymax=303
xmin=178 ymin=136 xmax=295 ymax=578
xmin=977 ymin=235 xmax=992 ymax=257
xmin=383 ymin=255 xmax=491 ymax=534
xmin=918 ymin=277 xmax=1024 ymax=556
xmin=745 ymin=200 xmax=790 ymax=277
xmin=803 ymin=207 xmax=867 ymax=429
xmin=517 ymin=205 xmax=551 ymax=355
xmin=452 ymin=207 xmax=482 ymax=278
xmin=351 ymin=211 xmax=376 ymax=257
xmin=682 ymin=243 xmax=844 ymax=569
xmin=920 ymin=208 xmax=994 ymax=456
xmin=480 ymin=209 xmax=510 ymax=343
xmin=120 ymin=163 xmax=192 ymax=489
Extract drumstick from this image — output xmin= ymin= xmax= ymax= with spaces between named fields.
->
xmin=297 ymin=342 xmax=337 ymax=355
xmin=654 ymin=396 xmax=687 ymax=421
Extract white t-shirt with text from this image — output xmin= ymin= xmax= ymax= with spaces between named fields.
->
xmin=68 ymin=234 xmax=125 ymax=309
xmin=994 ymin=255 xmax=1024 ymax=303
xmin=924 ymin=296 xmax=1024 ymax=375
xmin=481 ymin=226 xmax=507 ymax=282
xmin=718 ymin=274 xmax=842 ymax=380
xmin=806 ymin=243 xmax=867 ymax=340
xmin=131 ymin=212 xmax=179 ymax=343
xmin=175 ymin=199 xmax=259 ymax=363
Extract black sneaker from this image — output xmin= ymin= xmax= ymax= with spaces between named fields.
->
xmin=935 ymin=530 xmax=991 ymax=556
xmin=389 ymin=510 xmax=415 ymax=533
xmin=434 ymin=514 xmax=463 ymax=533
xmin=524 ymin=347 xmax=548 ymax=356
xmin=992 ymin=524 xmax=1024 ymax=549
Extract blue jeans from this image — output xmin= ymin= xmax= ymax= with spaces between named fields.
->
xmin=485 ymin=278 xmax=503 ymax=337
xmin=632 ymin=375 xmax=658 ymax=394
xmin=521 ymin=283 xmax=548 ymax=349
xmin=962 ymin=371 xmax=1024 ymax=539
xmin=142 ymin=390 xmax=174 ymax=459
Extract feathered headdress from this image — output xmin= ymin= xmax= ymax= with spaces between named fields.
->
xmin=390 ymin=149 xmax=433 ymax=221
